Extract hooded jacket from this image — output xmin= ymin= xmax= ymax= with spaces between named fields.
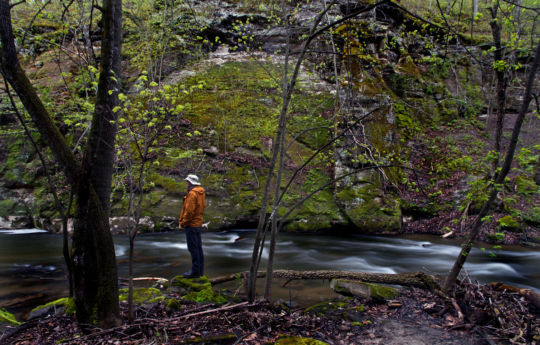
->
xmin=179 ymin=185 xmax=206 ymax=228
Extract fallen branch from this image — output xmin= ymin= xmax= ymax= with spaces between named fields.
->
xmin=210 ymin=270 xmax=440 ymax=290
xmin=451 ymin=298 xmax=464 ymax=322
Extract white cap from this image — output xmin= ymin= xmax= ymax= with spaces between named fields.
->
xmin=184 ymin=174 xmax=201 ymax=185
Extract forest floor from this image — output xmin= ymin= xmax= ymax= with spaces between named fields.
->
xmin=1 ymin=280 xmax=538 ymax=345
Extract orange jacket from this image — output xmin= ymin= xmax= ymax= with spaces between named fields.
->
xmin=179 ymin=186 xmax=206 ymax=228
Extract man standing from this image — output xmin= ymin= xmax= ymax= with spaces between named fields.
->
xmin=179 ymin=174 xmax=206 ymax=278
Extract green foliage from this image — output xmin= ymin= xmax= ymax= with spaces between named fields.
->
xmin=486 ymin=232 xmax=505 ymax=242
xmin=123 ymin=0 xmax=205 ymax=80
xmin=463 ymin=178 xmax=490 ymax=210
xmin=393 ymin=102 xmax=421 ymax=139
xmin=516 ymin=146 xmax=539 ymax=173
xmin=521 ymin=206 xmax=540 ymax=227
xmin=514 ymin=176 xmax=538 ymax=195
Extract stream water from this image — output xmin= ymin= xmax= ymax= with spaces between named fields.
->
xmin=1 ymin=229 xmax=539 ymax=319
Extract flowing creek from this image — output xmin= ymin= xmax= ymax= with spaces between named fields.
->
xmin=1 ymin=229 xmax=539 ymax=319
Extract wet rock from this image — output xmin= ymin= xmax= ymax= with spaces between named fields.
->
xmin=27 ymin=298 xmax=74 ymax=320
xmin=330 ymin=280 xmax=398 ymax=301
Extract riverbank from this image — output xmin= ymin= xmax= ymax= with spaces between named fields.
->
xmin=1 ymin=279 xmax=538 ymax=344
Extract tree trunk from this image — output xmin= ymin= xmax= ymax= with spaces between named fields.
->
xmin=0 ymin=0 xmax=122 ymax=328
xmin=72 ymin=0 xmax=122 ymax=327
xmin=489 ymin=3 xmax=507 ymax=172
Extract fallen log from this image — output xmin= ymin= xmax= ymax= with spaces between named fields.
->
xmin=209 ymin=270 xmax=440 ymax=291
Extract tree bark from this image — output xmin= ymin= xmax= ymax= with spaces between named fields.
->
xmin=0 ymin=0 xmax=122 ymax=328
xmin=72 ymin=0 xmax=122 ymax=327
xmin=489 ymin=2 xmax=508 ymax=172
xmin=212 ymin=270 xmax=440 ymax=291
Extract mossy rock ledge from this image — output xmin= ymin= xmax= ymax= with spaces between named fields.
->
xmin=335 ymin=181 xmax=402 ymax=233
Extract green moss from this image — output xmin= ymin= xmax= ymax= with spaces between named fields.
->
xmin=166 ymin=298 xmax=183 ymax=310
xmin=364 ymin=283 xmax=399 ymax=300
xmin=336 ymin=183 xmax=401 ymax=233
xmin=119 ymin=287 xmax=163 ymax=304
xmin=497 ymin=215 xmax=522 ymax=233
xmin=0 ymin=307 xmax=21 ymax=326
xmin=148 ymin=173 xmax=184 ymax=194
xmin=30 ymin=297 xmax=76 ymax=315
xmin=175 ymin=62 xmax=281 ymax=150
xmin=282 ymin=169 xmax=346 ymax=232
xmin=171 ymin=275 xmax=212 ymax=292
xmin=0 ymin=199 xmax=16 ymax=217
xmin=171 ymin=275 xmax=228 ymax=304
xmin=183 ymin=288 xmax=228 ymax=304
xmin=275 ymin=336 xmax=329 ymax=345
xmin=171 ymin=275 xmax=226 ymax=303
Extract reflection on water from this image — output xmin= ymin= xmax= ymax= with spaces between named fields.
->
xmin=1 ymin=229 xmax=539 ymax=318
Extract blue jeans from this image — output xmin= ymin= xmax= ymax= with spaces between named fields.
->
xmin=185 ymin=227 xmax=204 ymax=276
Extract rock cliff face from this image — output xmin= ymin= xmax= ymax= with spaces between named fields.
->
xmin=1 ymin=0 xmax=538 ymax=236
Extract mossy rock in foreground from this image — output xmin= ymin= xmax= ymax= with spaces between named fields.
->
xmin=330 ymin=280 xmax=399 ymax=301
xmin=119 ymin=287 xmax=164 ymax=304
xmin=28 ymin=297 xmax=75 ymax=320
xmin=171 ymin=275 xmax=212 ymax=292
xmin=0 ymin=307 xmax=21 ymax=326
xmin=274 ymin=335 xmax=329 ymax=345
xmin=171 ymin=275 xmax=229 ymax=304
